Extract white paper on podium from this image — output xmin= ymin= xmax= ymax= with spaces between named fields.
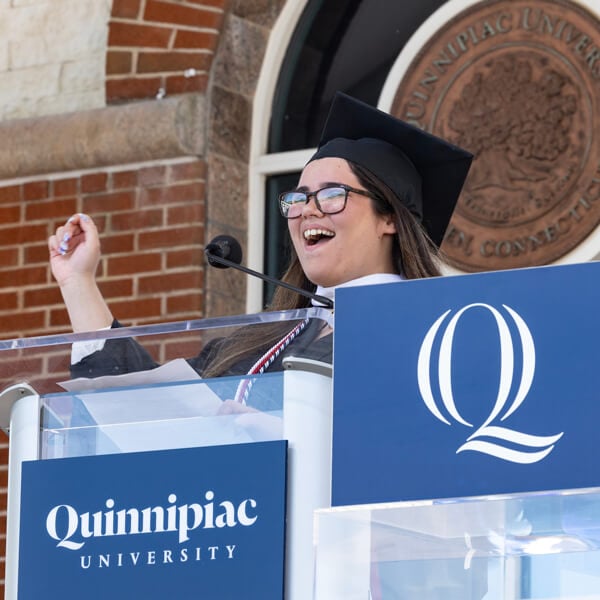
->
xmin=59 ymin=358 xmax=202 ymax=393
xmin=56 ymin=359 xmax=255 ymax=452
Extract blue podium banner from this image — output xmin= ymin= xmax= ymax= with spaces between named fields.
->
xmin=332 ymin=263 xmax=600 ymax=505
xmin=19 ymin=441 xmax=287 ymax=600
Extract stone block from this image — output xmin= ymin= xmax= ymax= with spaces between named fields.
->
xmin=212 ymin=14 xmax=267 ymax=96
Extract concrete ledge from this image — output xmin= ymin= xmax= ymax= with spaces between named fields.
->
xmin=0 ymin=93 xmax=206 ymax=179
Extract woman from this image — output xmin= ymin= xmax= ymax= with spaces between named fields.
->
xmin=48 ymin=93 xmax=472 ymax=388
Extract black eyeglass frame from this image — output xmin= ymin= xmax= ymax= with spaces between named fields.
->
xmin=278 ymin=184 xmax=375 ymax=219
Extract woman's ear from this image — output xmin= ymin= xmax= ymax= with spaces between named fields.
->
xmin=380 ymin=215 xmax=397 ymax=236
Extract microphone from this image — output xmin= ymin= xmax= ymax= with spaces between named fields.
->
xmin=205 ymin=235 xmax=334 ymax=309
xmin=205 ymin=235 xmax=243 ymax=269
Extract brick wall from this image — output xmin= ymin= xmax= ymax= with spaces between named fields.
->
xmin=0 ymin=158 xmax=207 ymax=341
xmin=0 ymin=157 xmax=207 ymax=588
xmin=107 ymin=0 xmax=227 ymax=102
xmin=0 ymin=0 xmax=280 ymax=593
xmin=0 ymin=0 xmax=229 ymax=122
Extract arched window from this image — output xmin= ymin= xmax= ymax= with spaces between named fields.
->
xmin=250 ymin=0 xmax=446 ymax=309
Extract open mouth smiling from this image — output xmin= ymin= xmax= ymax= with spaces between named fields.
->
xmin=303 ymin=228 xmax=335 ymax=246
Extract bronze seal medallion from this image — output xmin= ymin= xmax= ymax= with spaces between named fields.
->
xmin=391 ymin=0 xmax=600 ymax=271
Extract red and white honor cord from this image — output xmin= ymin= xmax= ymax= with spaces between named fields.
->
xmin=234 ymin=317 xmax=310 ymax=405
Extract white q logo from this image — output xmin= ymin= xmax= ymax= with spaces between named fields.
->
xmin=417 ymin=303 xmax=563 ymax=464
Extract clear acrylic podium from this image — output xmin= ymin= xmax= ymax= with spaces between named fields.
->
xmin=4 ymin=294 xmax=600 ymax=599
xmin=0 ymin=308 xmax=333 ymax=600
xmin=313 ymin=262 xmax=600 ymax=600
xmin=313 ymin=488 xmax=600 ymax=599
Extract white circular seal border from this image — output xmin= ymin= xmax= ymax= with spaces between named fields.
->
xmin=378 ymin=0 xmax=600 ymax=268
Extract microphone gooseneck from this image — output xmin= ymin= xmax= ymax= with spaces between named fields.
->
xmin=205 ymin=235 xmax=334 ymax=309
xmin=205 ymin=234 xmax=243 ymax=269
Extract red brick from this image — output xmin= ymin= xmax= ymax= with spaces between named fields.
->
xmin=111 ymin=170 xmax=138 ymax=189
xmin=139 ymin=182 xmax=205 ymax=206
xmin=106 ymin=51 xmax=133 ymax=75
xmin=0 ymin=205 xmax=20 ymax=224
xmin=2 ymin=310 xmax=45 ymax=331
xmin=111 ymin=208 xmax=164 ymax=231
xmin=53 ymin=178 xmax=78 ymax=197
xmin=26 ymin=374 xmax=70 ymax=394
xmin=97 ymin=278 xmax=133 ymax=298
xmin=169 ymin=160 xmax=205 ymax=182
xmin=165 ymin=73 xmax=207 ymax=94
xmin=167 ymin=204 xmax=204 ymax=225
xmin=111 ymin=0 xmax=141 ymax=18
xmin=0 ymin=291 xmax=17 ymax=311
xmin=139 ymin=341 xmax=161 ymax=359
xmin=139 ymin=166 xmax=166 ymax=186
xmin=107 ymin=252 xmax=162 ymax=276
xmin=163 ymin=337 xmax=204 ymax=361
xmin=106 ymin=77 xmax=162 ymax=102
xmin=81 ymin=173 xmax=108 ymax=194
xmin=144 ymin=1 xmax=223 ymax=29
xmin=83 ymin=191 xmax=135 ymax=213
xmin=26 ymin=198 xmax=77 ymax=221
xmin=99 ymin=233 xmax=135 ymax=254
xmin=23 ymin=181 xmax=49 ymax=201
xmin=24 ymin=286 xmax=63 ymax=307
xmin=45 ymin=350 xmax=72 ymax=373
xmin=174 ymin=29 xmax=218 ymax=50
xmin=139 ymin=226 xmax=203 ymax=249
xmin=0 ymin=248 xmax=18 ymax=267
xmin=139 ymin=269 xmax=202 ymax=294
xmin=109 ymin=22 xmax=173 ymax=48
xmin=109 ymin=297 xmax=162 ymax=320
xmin=0 ymin=185 xmax=21 ymax=203
xmin=166 ymin=293 xmax=202 ymax=315
xmin=0 ymin=266 xmax=47 ymax=287
xmin=166 ymin=247 xmax=203 ymax=268
xmin=48 ymin=307 xmax=71 ymax=328
xmin=0 ymin=224 xmax=46 ymax=245
xmin=24 ymin=243 xmax=49 ymax=264
xmin=137 ymin=51 xmax=210 ymax=74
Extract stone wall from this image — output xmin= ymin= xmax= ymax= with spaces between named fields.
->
xmin=0 ymin=0 xmax=110 ymax=120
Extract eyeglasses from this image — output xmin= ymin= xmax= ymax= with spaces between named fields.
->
xmin=278 ymin=184 xmax=374 ymax=219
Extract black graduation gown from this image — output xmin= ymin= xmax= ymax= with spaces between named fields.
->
xmin=69 ymin=319 xmax=332 ymax=409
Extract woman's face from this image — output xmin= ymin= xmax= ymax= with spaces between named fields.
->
xmin=287 ymin=157 xmax=397 ymax=288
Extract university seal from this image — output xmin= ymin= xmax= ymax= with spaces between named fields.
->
xmin=391 ymin=0 xmax=600 ymax=270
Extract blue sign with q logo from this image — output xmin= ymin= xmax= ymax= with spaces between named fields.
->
xmin=332 ymin=262 xmax=600 ymax=505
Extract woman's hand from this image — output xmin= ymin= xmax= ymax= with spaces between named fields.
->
xmin=218 ymin=400 xmax=283 ymax=441
xmin=48 ymin=214 xmax=113 ymax=332
xmin=48 ymin=213 xmax=101 ymax=287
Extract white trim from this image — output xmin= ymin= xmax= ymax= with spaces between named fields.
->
xmin=254 ymin=149 xmax=315 ymax=175
xmin=248 ymin=0 xmax=310 ymax=313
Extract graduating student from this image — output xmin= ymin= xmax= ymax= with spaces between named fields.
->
xmin=48 ymin=93 xmax=472 ymax=387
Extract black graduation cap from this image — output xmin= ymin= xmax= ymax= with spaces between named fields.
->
xmin=309 ymin=92 xmax=473 ymax=247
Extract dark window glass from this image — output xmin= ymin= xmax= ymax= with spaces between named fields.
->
xmin=264 ymin=0 xmax=446 ymax=300
xmin=269 ymin=0 xmax=446 ymax=153
xmin=263 ymin=173 xmax=299 ymax=304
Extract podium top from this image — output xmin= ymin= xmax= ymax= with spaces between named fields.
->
xmin=0 ymin=307 xmax=333 ymax=398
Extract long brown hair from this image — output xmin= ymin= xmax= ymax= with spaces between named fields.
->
xmin=201 ymin=160 xmax=445 ymax=377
